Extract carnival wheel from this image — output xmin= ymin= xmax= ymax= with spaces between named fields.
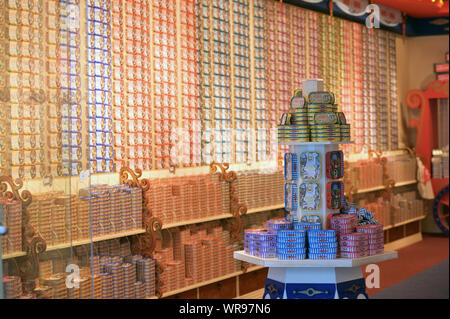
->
xmin=433 ymin=184 xmax=449 ymax=236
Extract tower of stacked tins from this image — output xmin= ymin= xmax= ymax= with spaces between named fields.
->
xmin=278 ymin=79 xmax=350 ymax=229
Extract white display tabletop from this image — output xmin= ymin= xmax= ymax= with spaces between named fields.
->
xmin=233 ymin=250 xmax=398 ymax=299
xmin=234 ymin=250 xmax=398 ymax=268
xmin=278 ymin=141 xmax=354 ymax=146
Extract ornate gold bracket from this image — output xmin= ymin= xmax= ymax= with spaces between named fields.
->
xmin=210 ymin=162 xmax=247 ymax=242
xmin=0 ymin=176 xmax=46 ymax=285
xmin=119 ymin=167 xmax=163 ymax=298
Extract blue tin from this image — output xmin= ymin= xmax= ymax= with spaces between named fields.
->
xmin=308 ymin=242 xmax=339 ymax=249
xmin=308 ymin=247 xmax=338 ymax=254
xmin=308 ymin=253 xmax=337 ymax=260
xmin=294 ymin=222 xmax=322 ymax=231
xmin=277 ymin=253 xmax=307 ymax=260
xmin=276 ymin=241 xmax=306 ymax=249
xmin=277 ymin=247 xmax=307 ymax=255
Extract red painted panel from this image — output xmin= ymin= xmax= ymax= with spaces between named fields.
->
xmin=373 ymin=0 xmax=449 ymax=18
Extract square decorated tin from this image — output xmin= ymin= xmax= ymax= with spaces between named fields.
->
xmin=284 ymin=153 xmax=299 ymax=181
xmin=326 ymin=181 xmax=344 ymax=209
xmin=299 ymin=182 xmax=321 ymax=211
xmin=285 ymin=183 xmax=298 ymax=212
xmin=300 ymin=152 xmax=321 ymax=180
xmin=326 ymin=151 xmax=344 ymax=179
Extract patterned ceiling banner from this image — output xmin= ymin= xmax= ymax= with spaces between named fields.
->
xmin=334 ymin=0 xmax=368 ymax=16
xmin=378 ymin=4 xmax=402 ymax=27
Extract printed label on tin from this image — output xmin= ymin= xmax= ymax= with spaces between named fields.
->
xmin=327 ymin=181 xmax=344 ymax=209
xmin=285 ymin=153 xmax=299 ymax=181
xmin=300 ymin=182 xmax=320 ymax=211
xmin=326 ymin=151 xmax=344 ymax=179
xmin=299 ymin=215 xmax=322 ymax=224
xmin=291 ymin=96 xmax=306 ymax=109
xmin=308 ymin=91 xmax=335 ymax=104
xmin=300 ymin=152 xmax=321 ymax=180
xmin=314 ymin=112 xmax=339 ymax=125
xmin=285 ymin=183 xmax=298 ymax=212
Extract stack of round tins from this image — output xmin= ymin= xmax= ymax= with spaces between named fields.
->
xmin=310 ymin=124 xmax=341 ymax=142
xmin=92 ymin=274 xmax=103 ymax=299
xmin=266 ymin=219 xmax=292 ymax=234
xmin=276 ymin=230 xmax=306 ymax=260
xmin=136 ymin=258 xmax=155 ymax=298
xmin=293 ymin=221 xmax=322 ymax=231
xmin=134 ymin=281 xmax=145 ymax=299
xmin=2 ymin=275 xmax=22 ymax=299
xmin=100 ymin=272 xmax=113 ymax=299
xmin=290 ymin=109 xmax=308 ymax=125
xmin=245 ymin=230 xmax=277 ymax=258
xmin=122 ymin=263 xmax=135 ymax=299
xmin=307 ymin=104 xmax=334 ymax=126
xmin=277 ymin=125 xmax=310 ymax=142
xmin=307 ymin=230 xmax=338 ymax=259
xmin=122 ymin=189 xmax=133 ymax=232
xmin=90 ymin=192 xmax=102 ymax=237
xmin=104 ymin=262 xmax=123 ymax=299
xmin=329 ymin=214 xmax=357 ymax=234
xmin=0 ymin=199 xmax=22 ymax=254
xmin=356 ymin=224 xmax=384 ymax=255
xmin=109 ymin=188 xmax=122 ymax=233
xmin=339 ymin=232 xmax=370 ymax=258
xmin=42 ymin=274 xmax=67 ymax=299
xmin=130 ymin=187 xmax=143 ymax=230
xmin=340 ymin=124 xmax=351 ymax=141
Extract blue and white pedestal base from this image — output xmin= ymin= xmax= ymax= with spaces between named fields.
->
xmin=234 ymin=250 xmax=397 ymax=299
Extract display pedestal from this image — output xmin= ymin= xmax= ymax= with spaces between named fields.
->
xmin=234 ymin=250 xmax=398 ymax=299
xmin=280 ymin=141 xmax=353 ymax=228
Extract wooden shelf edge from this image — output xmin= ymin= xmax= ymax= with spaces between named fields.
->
xmin=246 ymin=204 xmax=285 ymax=215
xmin=353 ymin=180 xmax=417 ymax=195
xmin=162 ymin=214 xmax=233 ymax=229
xmin=161 ymin=204 xmax=285 ymax=230
xmin=383 ymin=215 xmax=426 ymax=230
xmin=2 ymin=229 xmax=147 ymax=259
xmin=2 ymin=251 xmax=27 ymax=260
xmin=158 ymin=265 xmax=264 ymax=298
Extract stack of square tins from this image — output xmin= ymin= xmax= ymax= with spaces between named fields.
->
xmin=388 ymin=33 xmax=399 ymax=150
xmin=87 ymin=0 xmax=113 ymax=174
xmin=254 ymin=0 xmax=266 ymax=162
xmin=377 ymin=31 xmax=389 ymax=151
xmin=124 ymin=0 xmax=152 ymax=171
xmin=153 ymin=0 xmax=178 ymax=169
xmin=276 ymin=3 xmax=291 ymax=157
xmin=284 ymin=150 xmax=345 ymax=224
xmin=212 ymin=0 xmax=232 ymax=164
xmin=111 ymin=0 xmax=125 ymax=172
xmin=353 ymin=23 xmax=364 ymax=153
xmin=60 ymin=0 xmax=82 ymax=176
xmin=0 ymin=199 xmax=22 ymax=255
xmin=308 ymin=11 xmax=320 ymax=78
xmin=233 ymin=0 xmax=251 ymax=164
xmin=291 ymin=6 xmax=307 ymax=90
xmin=180 ymin=0 xmax=201 ymax=167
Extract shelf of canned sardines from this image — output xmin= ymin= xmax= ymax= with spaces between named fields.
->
xmin=343 ymin=149 xmax=425 ymax=250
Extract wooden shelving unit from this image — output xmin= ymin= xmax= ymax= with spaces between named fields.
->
xmin=159 ymin=265 xmax=264 ymax=299
xmin=355 ymin=180 xmax=417 ymax=195
xmin=161 ymin=204 xmax=285 ymax=230
xmin=2 ymin=229 xmax=146 ymax=260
